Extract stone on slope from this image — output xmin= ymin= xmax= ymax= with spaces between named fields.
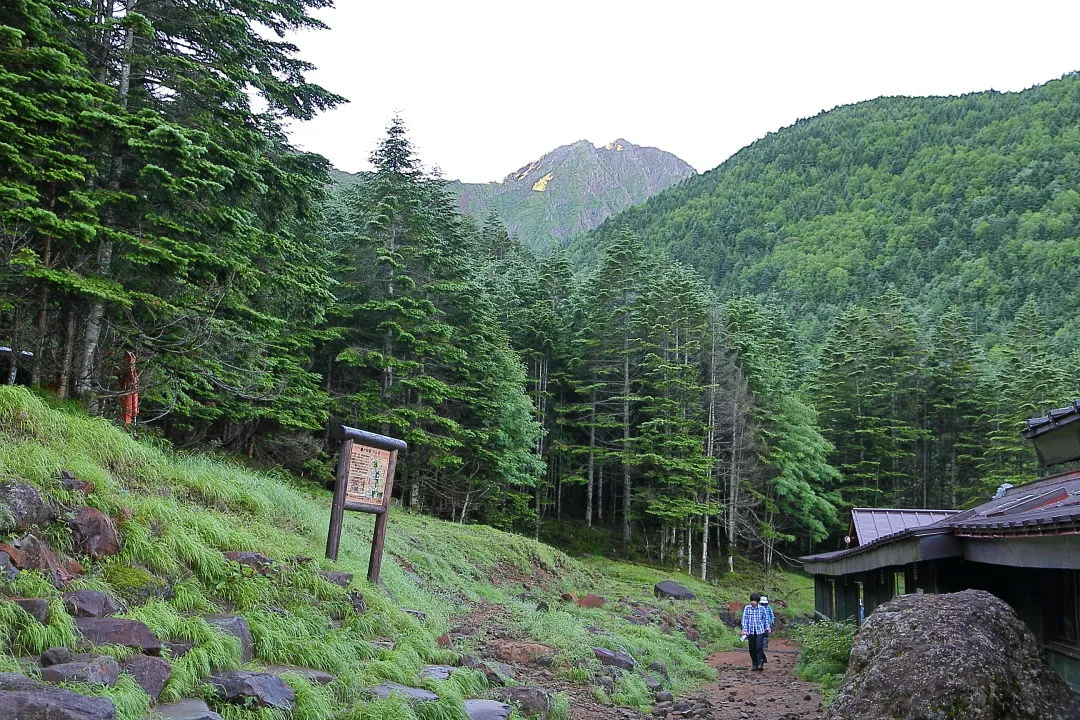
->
xmin=58 ymin=469 xmax=94 ymax=494
xmin=151 ymin=698 xmax=224 ymax=720
xmin=419 ymin=665 xmax=455 ymax=681
xmin=40 ymin=646 xmax=72 ymax=666
xmin=222 ymin=550 xmax=276 ymax=576
xmin=75 ymin=617 xmax=161 ymax=654
xmin=0 ymin=550 xmax=18 ymax=581
xmin=492 ymin=641 xmax=554 ymax=665
xmin=265 ymin=665 xmax=335 ymax=685
xmin=464 ymin=699 xmax=512 ymax=720
xmin=318 ymin=570 xmax=352 ymax=587
xmin=653 ymin=580 xmax=695 ymax=600
xmin=365 ymin=682 xmax=439 ymax=703
xmin=13 ymin=597 xmax=50 ymax=623
xmin=120 ymin=653 xmax=171 ymax=700
xmin=826 ymin=589 xmax=1073 ymax=720
xmin=0 ymin=534 xmax=69 ymax=586
xmin=41 ymin=654 xmax=119 ymax=687
xmin=64 ymin=589 xmax=121 ymax=618
xmin=593 ymin=647 xmax=636 ymax=670
xmin=0 ymin=672 xmax=115 ymax=719
xmin=203 ymin=614 xmax=254 ymax=662
xmin=0 ymin=481 xmax=56 ymax=532
xmin=68 ymin=507 xmax=121 ymax=559
xmin=493 ymin=686 xmax=552 ymax=716
xmin=207 ymin=670 xmax=295 ymax=712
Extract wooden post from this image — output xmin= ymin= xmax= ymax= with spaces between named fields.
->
xmin=326 ymin=439 xmax=353 ymax=561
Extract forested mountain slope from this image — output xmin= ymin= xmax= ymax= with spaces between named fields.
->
xmin=449 ymin=139 xmax=695 ymax=250
xmin=583 ymin=73 xmax=1080 ymax=351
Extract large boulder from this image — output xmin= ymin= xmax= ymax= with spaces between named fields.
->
xmin=826 ymin=589 xmax=1073 ymax=720
xmin=0 ymin=672 xmax=115 ymax=719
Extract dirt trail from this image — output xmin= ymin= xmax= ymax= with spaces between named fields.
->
xmin=697 ymin=639 xmax=824 ymax=720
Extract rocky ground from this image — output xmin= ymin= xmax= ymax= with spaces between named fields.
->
xmin=449 ymin=599 xmax=824 ymax=720
xmin=695 ymin=639 xmax=823 ymax=720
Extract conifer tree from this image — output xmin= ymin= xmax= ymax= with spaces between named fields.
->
xmin=981 ymin=297 xmax=1072 ymax=497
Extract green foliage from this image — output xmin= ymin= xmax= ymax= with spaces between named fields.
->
xmin=790 ymin=621 xmax=857 ymax=702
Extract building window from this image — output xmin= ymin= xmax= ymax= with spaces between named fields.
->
xmin=1048 ymin=570 xmax=1080 ymax=650
xmin=893 ymin=571 xmax=906 ymax=597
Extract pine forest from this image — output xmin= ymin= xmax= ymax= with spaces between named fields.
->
xmin=4 ymin=0 xmax=1080 ymax=580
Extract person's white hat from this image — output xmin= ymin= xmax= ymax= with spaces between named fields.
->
xmin=760 ymin=596 xmax=769 ymax=604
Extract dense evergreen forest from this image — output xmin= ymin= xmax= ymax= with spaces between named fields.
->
xmin=2 ymin=2 xmax=1077 ymax=577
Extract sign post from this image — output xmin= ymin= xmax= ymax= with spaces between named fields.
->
xmin=326 ymin=425 xmax=407 ymax=584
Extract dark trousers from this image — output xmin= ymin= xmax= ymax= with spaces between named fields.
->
xmin=746 ymin=633 xmax=766 ymax=667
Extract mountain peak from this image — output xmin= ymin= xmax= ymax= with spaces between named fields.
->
xmin=453 ymin=138 xmax=695 ymax=250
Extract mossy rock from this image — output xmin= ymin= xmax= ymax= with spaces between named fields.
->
xmin=102 ymin=564 xmax=171 ymax=603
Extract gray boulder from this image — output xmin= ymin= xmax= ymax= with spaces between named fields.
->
xmin=366 ymin=682 xmax=439 ymax=703
xmin=826 ymin=589 xmax=1073 ymax=720
xmin=75 ymin=617 xmax=161 ymax=654
xmin=464 ymin=699 xmax=512 ymax=720
xmin=593 ymin=646 xmax=636 ymax=670
xmin=0 ymin=672 xmax=115 ymax=719
xmin=654 ymin=580 xmax=695 ymax=600
xmin=203 ymin=614 xmax=254 ymax=662
xmin=152 ymin=698 xmax=224 ymax=720
xmin=493 ymin=686 xmax=552 ymax=716
xmin=64 ymin=589 xmax=122 ymax=618
xmin=13 ymin=597 xmax=50 ymax=623
xmin=207 ymin=670 xmax=295 ymax=712
xmin=41 ymin=654 xmax=119 ymax=687
xmin=0 ymin=481 xmax=56 ymax=532
xmin=120 ymin=653 xmax=171 ymax=699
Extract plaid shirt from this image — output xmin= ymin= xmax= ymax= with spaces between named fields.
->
xmin=741 ymin=603 xmax=771 ymax=635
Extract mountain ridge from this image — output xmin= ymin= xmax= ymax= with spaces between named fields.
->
xmin=579 ymin=72 xmax=1080 ymax=350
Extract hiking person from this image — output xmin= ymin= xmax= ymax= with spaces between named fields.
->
xmin=760 ymin=595 xmax=776 ymax=662
xmin=739 ymin=592 xmax=771 ymax=671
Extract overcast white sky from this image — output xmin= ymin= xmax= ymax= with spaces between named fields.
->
xmin=285 ymin=1 xmax=1080 ymax=183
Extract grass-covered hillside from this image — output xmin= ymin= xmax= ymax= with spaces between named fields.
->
xmin=0 ymin=387 xmax=811 ymax=720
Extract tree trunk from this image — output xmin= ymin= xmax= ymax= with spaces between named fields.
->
xmin=586 ymin=389 xmax=596 ymax=526
xmin=57 ymin=312 xmax=76 ymax=399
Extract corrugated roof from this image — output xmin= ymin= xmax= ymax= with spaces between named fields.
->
xmin=851 ymin=508 xmax=959 ymax=545
xmin=950 ymin=468 xmax=1080 ymax=536
xmin=801 ymin=469 xmax=1080 ymax=566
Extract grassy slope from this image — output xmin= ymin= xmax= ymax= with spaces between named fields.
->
xmin=0 ymin=387 xmax=809 ymax=719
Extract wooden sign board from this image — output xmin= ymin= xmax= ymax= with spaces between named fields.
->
xmin=344 ymin=443 xmax=394 ymax=511
xmin=325 ymin=426 xmax=407 ymax=583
